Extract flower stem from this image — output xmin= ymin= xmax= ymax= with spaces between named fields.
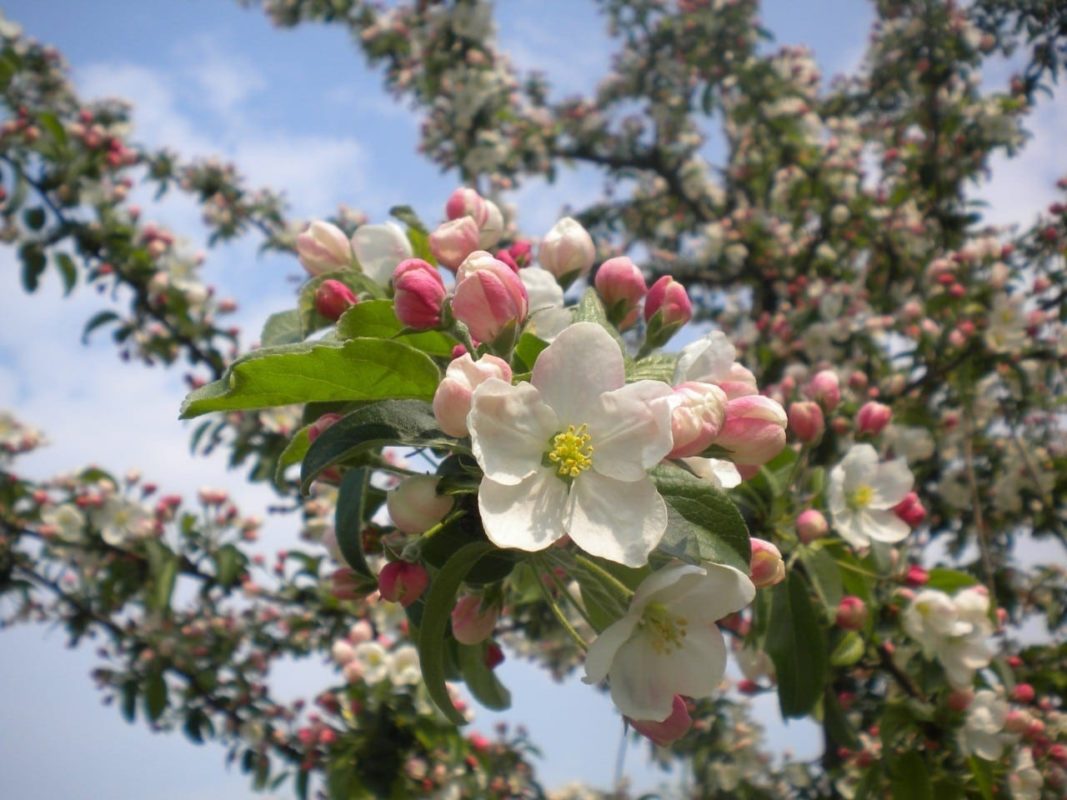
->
xmin=534 ymin=562 xmax=588 ymax=652
xmin=573 ymin=554 xmax=635 ymax=602
xmin=540 ymin=560 xmax=598 ymax=630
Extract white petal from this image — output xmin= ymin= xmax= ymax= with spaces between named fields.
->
xmin=588 ymin=381 xmax=674 ymax=481
xmin=630 ymin=564 xmax=706 ymax=612
xmin=863 ymin=509 xmax=911 ymax=543
xmin=668 ymin=564 xmax=756 ymax=624
xmin=682 ymin=457 xmax=742 ymax=489
xmin=469 ymin=379 xmax=558 ymax=485
xmin=583 ymin=613 xmax=639 ymax=685
xmin=840 ymin=444 xmax=879 ymax=494
xmin=532 ymin=322 xmax=625 ymax=426
xmin=835 ymin=510 xmax=870 ymax=549
xmin=352 ymin=222 xmax=413 ymax=285
xmin=566 ymin=472 xmax=667 ymax=567
xmin=674 ymin=330 xmax=735 ymax=384
xmin=477 ymin=470 xmax=568 ymax=552
xmin=870 ymin=458 xmax=914 ymax=508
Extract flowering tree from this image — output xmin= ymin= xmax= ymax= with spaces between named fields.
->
xmin=2 ymin=1 xmax=1066 ymax=798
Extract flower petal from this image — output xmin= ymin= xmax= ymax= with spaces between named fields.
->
xmin=469 ymin=378 xmax=558 ymax=485
xmin=862 ymin=509 xmax=911 ymax=543
xmin=840 ymin=443 xmax=879 ymax=494
xmin=588 ymin=380 xmax=674 ymax=481
xmin=478 ymin=469 xmax=568 ymax=552
xmin=532 ymin=322 xmax=625 ymax=426
xmin=583 ymin=613 xmax=640 ymax=685
xmin=566 ymin=472 xmax=667 ymax=567
xmin=870 ymin=458 xmax=914 ymax=508
xmin=667 ymin=564 xmax=756 ymax=625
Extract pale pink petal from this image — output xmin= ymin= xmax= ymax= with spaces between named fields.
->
xmin=566 ymin=472 xmax=667 ymax=567
xmin=469 ymin=379 xmax=558 ymax=485
xmin=588 ymin=380 xmax=674 ymax=481
xmin=478 ymin=469 xmax=568 ymax=552
xmin=532 ymin=322 xmax=625 ymax=426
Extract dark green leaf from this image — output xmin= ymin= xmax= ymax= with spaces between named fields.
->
xmin=574 ymin=288 xmax=629 ymax=356
xmin=389 ymin=204 xmax=427 ymax=233
xmin=19 ymin=243 xmax=46 ymax=292
xmin=334 ymin=468 xmax=374 ymax=580
xmin=968 ymin=755 xmax=994 ymax=800
xmin=651 ymin=463 xmax=751 ymax=572
xmin=55 ymin=253 xmax=77 ymax=295
xmin=301 ymin=400 xmax=456 ymax=492
xmin=180 ymin=339 xmax=440 ymax=419
xmin=38 ymin=110 xmax=67 ymax=147
xmin=418 ymin=541 xmax=497 ymax=724
xmin=214 ymin=544 xmax=243 ymax=588
xmin=274 ymin=426 xmax=311 ymax=489
xmin=823 ymin=686 xmax=860 ymax=749
xmin=513 ymin=331 xmax=549 ymax=372
xmin=23 ymin=206 xmax=45 ymax=231
xmin=801 ymin=546 xmax=843 ymax=612
xmin=260 ymin=309 xmax=304 ymax=347
xmin=890 ymin=752 xmax=934 ymax=800
xmin=457 ymin=642 xmax=511 ymax=711
xmin=336 ymin=300 xmax=457 ymax=357
xmin=765 ymin=571 xmax=827 ymax=717
xmin=82 ymin=310 xmax=120 ymax=343
xmin=144 ymin=670 xmax=167 ymax=722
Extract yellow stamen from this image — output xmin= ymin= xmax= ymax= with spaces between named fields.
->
xmin=640 ymin=602 xmax=689 ymax=655
xmin=847 ymin=484 xmax=874 ymax=510
xmin=547 ymin=424 xmax=594 ymax=479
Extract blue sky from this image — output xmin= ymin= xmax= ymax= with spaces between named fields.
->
xmin=1 ymin=2 xmax=1064 ymax=798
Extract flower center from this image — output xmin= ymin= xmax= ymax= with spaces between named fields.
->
xmin=640 ymin=602 xmax=688 ymax=655
xmin=847 ymin=484 xmax=874 ymax=510
xmin=547 ymin=424 xmax=593 ymax=479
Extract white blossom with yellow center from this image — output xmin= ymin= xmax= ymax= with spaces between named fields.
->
xmin=468 ymin=322 xmax=674 ymax=567
xmin=827 ymin=444 xmax=913 ymax=549
xmin=584 ymin=563 xmax=755 ymax=722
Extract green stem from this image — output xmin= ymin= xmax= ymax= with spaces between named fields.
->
xmin=573 ymin=554 xmax=635 ymax=603
xmin=540 ymin=560 xmax=598 ymax=630
xmin=534 ymin=562 xmax=588 ymax=651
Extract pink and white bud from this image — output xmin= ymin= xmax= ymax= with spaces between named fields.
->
xmin=835 ymin=596 xmax=867 ymax=630
xmin=314 ymin=279 xmax=358 ymax=321
xmin=806 ymin=370 xmax=841 ymax=411
xmin=667 ymin=381 xmax=727 ymax=458
xmin=714 ymin=395 xmax=788 ymax=466
xmin=351 ymin=222 xmax=413 ymax=284
xmin=386 ymin=475 xmax=454 ymax=535
xmin=796 ymin=509 xmax=829 ymax=543
xmin=788 ymin=401 xmax=825 ymax=443
xmin=749 ymin=538 xmax=785 ymax=588
xmin=444 ymin=187 xmax=489 ymax=227
xmin=297 ymin=221 xmax=351 ymax=276
xmin=349 ymin=620 xmax=373 ymax=644
xmin=429 ymin=216 xmax=481 ymax=271
xmin=1012 ymin=683 xmax=1035 ymax=704
xmin=894 ymin=492 xmax=926 ymax=527
xmin=377 ymin=560 xmax=429 ymax=607
xmin=451 ymin=251 xmax=528 ymax=344
xmin=450 ymin=595 xmax=499 ymax=645
xmin=594 ymin=256 xmax=647 ymax=328
xmin=904 ymin=564 xmax=929 ymax=586
xmin=433 ymin=353 xmax=512 ymax=437
xmin=478 ymin=199 xmax=505 ymax=250
xmin=538 ymin=217 xmax=596 ymax=283
xmin=629 ymin=695 xmax=692 ymax=746
xmin=644 ymin=275 xmax=693 ymax=328
xmin=856 ymin=401 xmax=892 ymax=436
xmin=718 ymin=363 xmax=759 ymax=399
xmin=393 ymin=259 xmax=447 ymax=330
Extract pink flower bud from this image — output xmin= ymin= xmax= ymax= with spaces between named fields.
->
xmin=330 ymin=568 xmax=372 ymax=601
xmin=444 ymin=187 xmax=489 ymax=227
xmin=667 ymin=381 xmax=727 ymax=458
xmin=539 ymin=217 xmax=595 ymax=283
xmin=507 ymin=240 xmax=532 ymax=268
xmin=378 ymin=561 xmax=429 ymax=607
xmin=788 ymin=401 xmax=825 ymax=443
xmin=433 ymin=353 xmax=512 ymax=437
xmin=714 ymin=395 xmax=788 ymax=466
xmin=749 ymin=538 xmax=785 ymax=588
xmin=451 ymin=251 xmax=528 ymax=344
xmin=629 ymin=695 xmax=692 ymax=746
xmin=450 ymin=595 xmax=499 ymax=645
xmin=386 ymin=475 xmax=454 ymax=535
xmin=393 ymin=258 xmax=447 ymax=330
xmin=1004 ymin=709 xmax=1031 ymax=734
xmin=893 ymin=492 xmax=926 ymax=527
xmin=296 ymin=221 xmax=351 ymax=276
xmin=314 ymin=279 xmax=358 ymax=321
xmin=478 ymin=200 xmax=505 ymax=250
xmin=308 ymin=413 xmax=344 ymax=443
xmin=947 ymin=688 xmax=974 ymax=711
xmin=856 ymin=401 xmax=892 ymax=436
xmin=835 ymin=596 xmax=867 ymax=630
xmin=1012 ymin=683 xmax=1035 ymax=704
xmin=806 ymin=370 xmax=841 ymax=411
xmin=904 ymin=564 xmax=928 ymax=586
xmin=429 ymin=216 xmax=481 ymax=271
xmin=594 ymin=256 xmax=647 ymax=328
xmin=644 ymin=275 xmax=693 ymax=328
xmin=796 ymin=509 xmax=829 ymax=543
xmin=718 ymin=363 xmax=759 ymax=400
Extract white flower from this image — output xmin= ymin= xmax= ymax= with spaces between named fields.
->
xmin=682 ymin=457 xmax=742 ymax=490
xmin=958 ymin=690 xmax=1011 ymax=760
xmin=89 ymin=498 xmax=154 ymax=547
xmin=41 ymin=503 xmax=86 ymax=541
xmin=902 ymin=587 xmax=994 ymax=688
xmin=389 ymin=644 xmax=422 ymax=686
xmin=828 ymin=444 xmax=913 ymax=548
xmin=1009 ymin=748 xmax=1043 ymax=800
xmin=353 ymin=641 xmax=390 ymax=685
xmin=583 ymin=563 xmax=755 ymax=721
xmin=468 ymin=322 xmax=674 ymax=567
xmin=674 ymin=331 xmax=736 ymax=384
xmin=519 ymin=267 xmax=571 ymax=341
xmin=351 ymin=222 xmax=413 ymax=285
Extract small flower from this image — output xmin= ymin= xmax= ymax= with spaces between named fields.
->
xmin=432 ymin=353 xmax=512 ymax=437
xmin=389 ymin=644 xmax=422 ymax=686
xmin=352 ymin=222 xmax=413 ymax=284
xmin=519 ymin=267 xmax=571 ymax=341
xmin=296 ymin=221 xmax=351 ymax=276
xmin=353 ymin=641 xmax=390 ymax=685
xmin=958 ymin=690 xmax=1011 ymax=760
xmin=902 ymin=587 xmax=994 ymax=687
xmin=828 ymin=444 xmax=913 ymax=548
xmin=539 ymin=217 xmax=596 ymax=284
xmin=583 ymin=563 xmax=755 ymax=721
xmin=40 ymin=503 xmax=86 ymax=541
xmin=89 ymin=497 xmax=154 ymax=547
xmin=468 ymin=322 xmax=673 ymax=567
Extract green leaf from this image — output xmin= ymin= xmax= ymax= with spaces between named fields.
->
xmin=260 ymin=309 xmax=304 ymax=347
xmin=968 ymin=755 xmax=994 ymax=800
xmin=23 ymin=206 xmax=45 ymax=230
xmin=120 ymin=680 xmax=138 ymax=722
xmin=801 ymin=546 xmax=843 ymax=612
xmin=336 ymin=300 xmax=457 ymax=357
xmin=153 ymin=554 xmax=178 ymax=613
xmin=830 ymin=631 xmax=865 ymax=667
xmin=274 ymin=426 xmax=311 ymax=488
xmin=38 ymin=110 xmax=67 ymax=148
xmin=55 ymin=253 xmax=77 ymax=295
xmin=626 ymin=353 xmax=679 ymax=382
xmin=513 ymin=331 xmax=549 ymax=372
xmin=19 ymin=242 xmax=46 ymax=292
xmin=82 ymin=310 xmax=120 ymax=343
xmin=214 ymin=544 xmax=243 ymax=588
xmin=180 ymin=339 xmax=440 ymax=419
xmin=765 ymin=571 xmax=827 ymax=717
xmin=334 ymin=468 xmax=374 ymax=580
xmin=389 ymin=204 xmax=427 ymax=233
xmin=890 ymin=752 xmax=934 ymax=800
xmin=823 ymin=686 xmax=860 ymax=749
xmin=651 ymin=463 xmax=751 ymax=572
xmin=144 ymin=670 xmax=168 ymax=722
xmin=418 ymin=541 xmax=497 ymax=724
xmin=301 ymin=399 xmax=455 ymax=492
xmin=574 ymin=288 xmax=629 ymax=356
xmin=457 ymin=642 xmax=511 ymax=711
xmin=925 ymin=568 xmax=978 ymax=593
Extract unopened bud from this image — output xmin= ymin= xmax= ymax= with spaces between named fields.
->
xmin=796 ymin=509 xmax=829 ymax=543
xmin=643 ymin=276 xmax=692 ymax=347
xmin=445 ymin=187 xmax=489 ymax=227
xmin=788 ymin=401 xmax=825 ymax=443
xmin=314 ymin=279 xmax=358 ymax=321
xmin=450 ymin=595 xmax=499 ymax=645
xmin=629 ymin=695 xmax=692 ymax=747
xmin=806 ymin=370 xmax=841 ymax=411
xmin=393 ymin=258 xmax=447 ymax=330
xmin=539 ymin=217 xmax=595 ymax=286
xmin=714 ymin=395 xmax=788 ymax=466
xmin=429 ymin=216 xmax=481 ymax=271
xmin=749 ymin=538 xmax=785 ymax=588
xmin=386 ymin=475 xmax=454 ymax=535
xmin=856 ymin=401 xmax=892 ymax=436
xmin=894 ymin=492 xmax=926 ymax=528
xmin=594 ymin=256 xmax=647 ymax=328
xmin=451 ymin=251 xmax=528 ymax=344
xmin=667 ymin=382 xmax=727 ymax=458
xmin=433 ymin=353 xmax=512 ymax=437
xmin=297 ymin=221 xmax=351 ymax=275
xmin=377 ymin=561 xmax=429 ymax=607
xmin=835 ymin=596 xmax=867 ymax=630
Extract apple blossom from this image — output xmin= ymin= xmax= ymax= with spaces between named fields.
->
xmin=386 ymin=475 xmax=454 ymax=535
xmin=519 ymin=267 xmax=571 ymax=341
xmin=89 ymin=497 xmax=155 ymax=547
xmin=389 ymin=644 xmax=422 ymax=686
xmin=353 ymin=641 xmax=390 ymax=685
xmin=432 ymin=353 xmax=512 ymax=437
xmin=749 ymin=538 xmax=785 ymax=588
xmin=584 ymin=563 xmax=755 ymax=721
xmin=351 ymin=221 xmax=414 ymax=285
xmin=450 ymin=251 xmax=528 ymax=344
xmin=674 ymin=331 xmax=758 ymax=398
xmin=827 ymin=444 xmax=914 ymax=549
xmin=478 ymin=199 xmax=505 ymax=250
xmin=393 ymin=258 xmax=447 ymax=330
xmin=468 ymin=322 xmax=673 ymax=567
xmin=666 ymin=381 xmax=727 ymax=458
xmin=40 ymin=502 xmax=86 ymax=541
xmin=429 ymin=216 xmax=480 ymax=271
xmin=594 ymin=256 xmax=647 ymax=328
xmin=450 ymin=595 xmax=499 ymax=645
xmin=902 ymin=587 xmax=994 ymax=687
xmin=714 ymin=395 xmax=788 ymax=467
xmin=958 ymin=690 xmax=1012 ymax=760
xmin=1009 ymin=748 xmax=1044 ymax=800
xmin=681 ymin=457 xmax=742 ymax=490
xmin=313 ymin=279 xmax=357 ymax=321
xmin=296 ymin=220 xmax=351 ymax=276
xmin=538 ymin=217 xmax=595 ymax=284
